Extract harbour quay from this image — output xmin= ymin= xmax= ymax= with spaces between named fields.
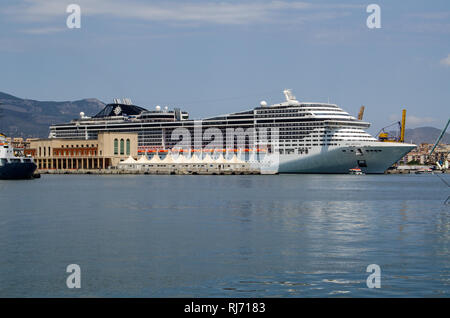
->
xmin=385 ymin=165 xmax=449 ymax=174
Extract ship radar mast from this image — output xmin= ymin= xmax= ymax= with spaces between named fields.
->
xmin=283 ymin=89 xmax=301 ymax=105
xmin=283 ymin=89 xmax=296 ymax=101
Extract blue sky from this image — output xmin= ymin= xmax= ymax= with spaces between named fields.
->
xmin=1 ymin=0 xmax=449 ymax=134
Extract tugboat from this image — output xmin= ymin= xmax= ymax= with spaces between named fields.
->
xmin=0 ymin=133 xmax=37 ymax=179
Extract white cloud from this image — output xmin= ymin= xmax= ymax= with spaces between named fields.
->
xmin=4 ymin=0 xmax=358 ymax=25
xmin=406 ymin=115 xmax=435 ymax=126
xmin=407 ymin=11 xmax=450 ymax=20
xmin=440 ymin=54 xmax=450 ymax=67
xmin=389 ymin=114 xmax=435 ymax=127
xmin=20 ymin=27 xmax=66 ymax=34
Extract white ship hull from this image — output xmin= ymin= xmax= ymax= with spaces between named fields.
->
xmin=277 ymin=142 xmax=415 ymax=174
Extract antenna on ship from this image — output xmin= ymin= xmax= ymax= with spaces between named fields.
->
xmin=283 ymin=89 xmax=296 ymax=102
xmin=123 ymin=98 xmax=132 ymax=105
xmin=283 ymin=89 xmax=301 ymax=105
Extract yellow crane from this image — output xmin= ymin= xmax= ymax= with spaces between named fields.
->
xmin=378 ymin=109 xmax=406 ymax=142
xmin=357 ymin=106 xmax=365 ymax=120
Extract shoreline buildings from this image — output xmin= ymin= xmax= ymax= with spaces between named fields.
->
xmin=402 ymin=143 xmax=450 ymax=166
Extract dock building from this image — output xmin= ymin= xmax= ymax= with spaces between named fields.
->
xmin=25 ymin=132 xmax=138 ymax=171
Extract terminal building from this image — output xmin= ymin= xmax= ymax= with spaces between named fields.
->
xmin=25 ymin=132 xmax=138 ymax=171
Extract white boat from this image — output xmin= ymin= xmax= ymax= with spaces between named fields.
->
xmin=349 ymin=168 xmax=364 ymax=175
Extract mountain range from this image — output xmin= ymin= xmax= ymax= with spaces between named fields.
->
xmin=399 ymin=127 xmax=450 ymax=145
xmin=0 ymin=92 xmax=105 ymax=138
xmin=0 ymin=91 xmax=449 ymax=144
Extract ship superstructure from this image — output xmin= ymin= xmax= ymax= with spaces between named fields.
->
xmin=49 ymin=90 xmax=416 ymax=173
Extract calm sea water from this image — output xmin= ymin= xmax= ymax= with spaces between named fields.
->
xmin=0 ymin=174 xmax=449 ymax=297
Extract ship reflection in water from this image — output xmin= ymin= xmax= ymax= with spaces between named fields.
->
xmin=0 ymin=174 xmax=448 ymax=297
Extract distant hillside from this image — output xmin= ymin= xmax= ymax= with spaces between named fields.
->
xmin=388 ymin=127 xmax=450 ymax=145
xmin=0 ymin=92 xmax=105 ymax=138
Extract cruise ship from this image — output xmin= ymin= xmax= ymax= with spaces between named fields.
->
xmin=0 ymin=134 xmax=37 ymax=179
xmin=49 ymin=90 xmax=416 ymax=174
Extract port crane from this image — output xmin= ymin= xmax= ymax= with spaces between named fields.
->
xmin=377 ymin=109 xmax=406 ymax=143
xmin=357 ymin=106 xmax=365 ymax=120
